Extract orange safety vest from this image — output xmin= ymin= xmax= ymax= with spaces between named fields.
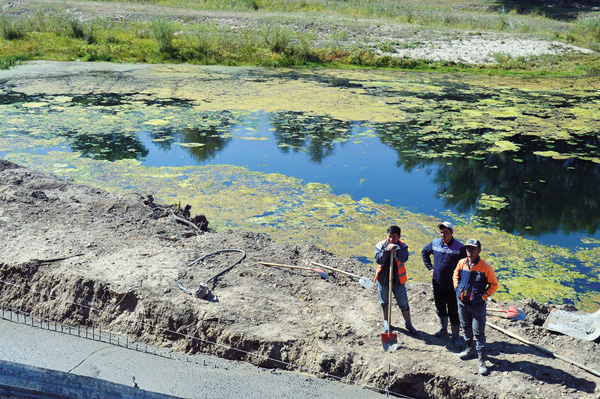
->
xmin=374 ymin=257 xmax=408 ymax=285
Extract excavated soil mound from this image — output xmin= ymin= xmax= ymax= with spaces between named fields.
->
xmin=0 ymin=159 xmax=598 ymax=398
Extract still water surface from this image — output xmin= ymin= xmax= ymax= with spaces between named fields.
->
xmin=1 ymin=65 xmax=600 ymax=250
xmin=93 ymin=113 xmax=600 ymax=249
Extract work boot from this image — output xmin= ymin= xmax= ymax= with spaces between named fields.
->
xmin=451 ymin=324 xmax=463 ymax=348
xmin=381 ymin=305 xmax=390 ymax=333
xmin=459 ymin=340 xmax=476 ymax=360
xmin=401 ymin=309 xmax=419 ymax=335
xmin=434 ymin=316 xmax=449 ymax=337
xmin=477 ymin=349 xmax=489 ymax=375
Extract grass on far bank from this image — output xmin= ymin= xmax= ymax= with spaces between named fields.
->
xmin=71 ymin=0 xmax=600 ymax=50
xmin=0 ymin=3 xmax=599 ymax=75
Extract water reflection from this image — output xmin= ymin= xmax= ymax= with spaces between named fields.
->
xmin=2 ymin=86 xmax=599 ymax=245
xmin=375 ymin=122 xmax=600 ymax=237
xmin=270 ymin=111 xmax=353 ymax=163
xmin=146 ymin=113 xmax=234 ymax=163
xmin=435 ymin=151 xmax=600 ymax=236
xmin=60 ymin=130 xmax=149 ymax=162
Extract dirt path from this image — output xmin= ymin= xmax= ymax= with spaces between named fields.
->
xmin=1 ymin=160 xmax=598 ymax=398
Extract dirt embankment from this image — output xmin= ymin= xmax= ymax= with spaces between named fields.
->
xmin=0 ymin=159 xmax=598 ymax=399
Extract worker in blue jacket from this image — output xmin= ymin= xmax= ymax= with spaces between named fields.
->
xmin=421 ymin=221 xmax=466 ymax=347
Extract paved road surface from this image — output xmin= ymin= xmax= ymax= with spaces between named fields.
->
xmin=0 ymin=318 xmax=385 ymax=398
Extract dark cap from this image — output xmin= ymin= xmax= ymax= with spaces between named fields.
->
xmin=438 ymin=221 xmax=453 ymax=231
xmin=465 ymin=238 xmax=481 ymax=249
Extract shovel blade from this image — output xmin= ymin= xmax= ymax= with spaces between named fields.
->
xmin=381 ymin=333 xmax=398 ymax=352
xmin=311 ymin=268 xmax=330 ymax=279
xmin=506 ymin=306 xmax=527 ymax=321
xmin=488 ymin=306 xmax=527 ymax=321
xmin=359 ymin=277 xmax=374 ymax=290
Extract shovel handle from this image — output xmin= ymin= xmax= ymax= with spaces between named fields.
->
xmin=310 ymin=261 xmax=360 ymax=278
xmin=388 ymin=252 xmax=394 ymax=333
xmin=259 ymin=262 xmax=311 ymax=271
xmin=487 ymin=321 xmax=600 ymax=378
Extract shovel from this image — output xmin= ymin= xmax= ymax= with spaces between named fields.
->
xmin=488 ymin=306 xmax=526 ymax=321
xmin=258 ymin=262 xmax=330 ymax=279
xmin=310 ymin=261 xmax=374 ymax=290
xmin=381 ymin=253 xmax=398 ymax=352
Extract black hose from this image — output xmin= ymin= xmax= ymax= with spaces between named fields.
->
xmin=191 ymin=249 xmax=247 ymax=283
xmin=178 ymin=249 xmax=247 ymax=298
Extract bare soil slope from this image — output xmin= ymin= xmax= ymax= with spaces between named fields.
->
xmin=0 ymin=160 xmax=598 ymax=398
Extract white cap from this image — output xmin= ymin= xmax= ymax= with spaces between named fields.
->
xmin=438 ymin=221 xmax=453 ymax=231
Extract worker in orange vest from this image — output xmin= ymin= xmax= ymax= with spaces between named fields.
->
xmin=374 ymin=225 xmax=418 ymax=335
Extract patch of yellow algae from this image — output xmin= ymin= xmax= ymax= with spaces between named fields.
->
xmin=502 ymin=276 xmax=574 ymax=304
xmin=0 ymin=135 xmax=66 ymax=153
xmin=175 ymin=142 xmax=205 ymax=148
xmin=486 ymin=107 xmax=522 ymax=119
xmin=489 ymin=140 xmax=519 ymax=153
xmin=236 ymin=137 xmax=269 ymax=141
xmin=144 ymin=119 xmax=171 ymax=126
xmin=534 ymin=150 xmax=573 ymax=160
xmin=7 ymin=147 xmax=599 ymax=310
xmin=194 ymin=80 xmax=405 ymax=123
xmin=21 ymin=102 xmax=49 ymax=108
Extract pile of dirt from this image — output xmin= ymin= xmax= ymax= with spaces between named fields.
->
xmin=0 ymin=159 xmax=598 ymax=399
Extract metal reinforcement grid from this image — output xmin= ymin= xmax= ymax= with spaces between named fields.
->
xmin=0 ymin=304 xmax=169 ymax=360
xmin=0 ymin=279 xmax=414 ymax=399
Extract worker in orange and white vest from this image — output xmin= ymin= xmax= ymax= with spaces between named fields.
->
xmin=374 ymin=225 xmax=418 ymax=335
xmin=453 ymin=238 xmax=499 ymax=376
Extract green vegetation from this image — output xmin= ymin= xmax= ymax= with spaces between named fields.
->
xmin=5 ymin=146 xmax=599 ymax=311
xmin=0 ymin=55 xmax=27 ymax=69
xmin=0 ymin=1 xmax=599 ymax=74
xmin=1 ymin=63 xmax=599 ymax=310
xmin=150 ymin=18 xmax=176 ymax=54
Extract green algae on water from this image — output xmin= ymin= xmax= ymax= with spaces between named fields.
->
xmin=2 ymin=63 xmax=600 ymax=310
xmin=5 ymin=143 xmax=599 ymax=311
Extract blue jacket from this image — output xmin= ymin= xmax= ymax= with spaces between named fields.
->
xmin=453 ymin=257 xmax=499 ymax=305
xmin=421 ymin=237 xmax=465 ymax=289
xmin=375 ymin=239 xmax=409 ymax=287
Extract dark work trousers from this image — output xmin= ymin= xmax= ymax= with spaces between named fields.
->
xmin=458 ymin=300 xmax=487 ymax=351
xmin=432 ymin=279 xmax=460 ymax=326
